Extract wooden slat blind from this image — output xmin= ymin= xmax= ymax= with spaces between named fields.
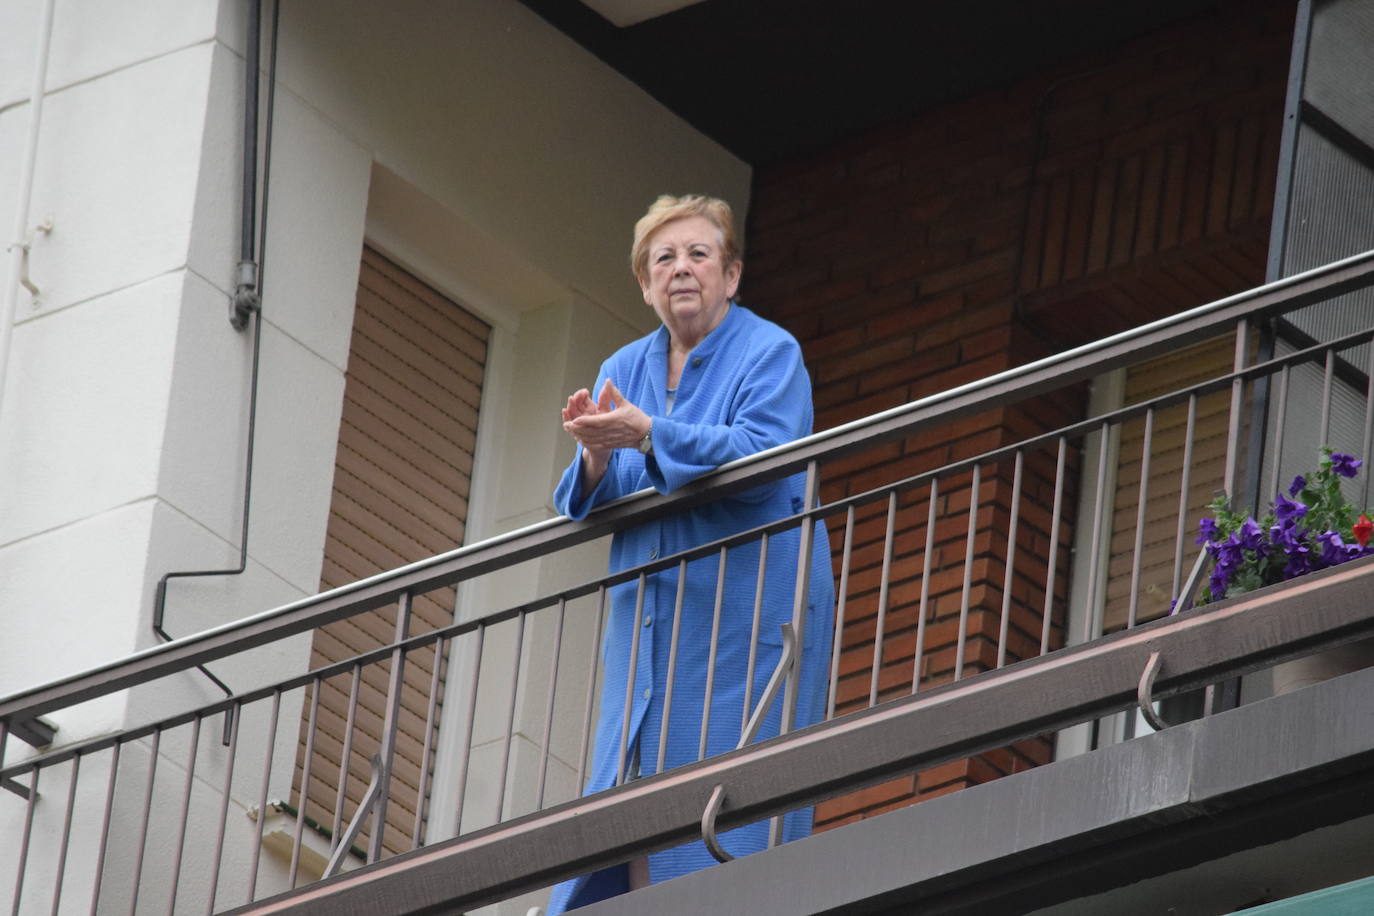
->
xmin=1102 ymin=335 xmax=1235 ymax=631
xmin=292 ymin=245 xmax=489 ymax=860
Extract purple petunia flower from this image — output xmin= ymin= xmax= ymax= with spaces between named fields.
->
xmin=1318 ymin=530 xmax=1347 ymax=565
xmin=1197 ymin=517 xmax=1220 ymax=545
xmin=1237 ymin=517 xmax=1266 ymax=554
xmin=1275 ymin=493 xmax=1308 ymax=524
xmin=1331 ymin=453 xmax=1363 ymax=479
xmin=1282 ymin=542 xmax=1313 ymax=579
xmin=1288 ymin=475 xmax=1306 ymax=498
xmin=1271 ymin=522 xmax=1306 ymax=551
xmin=1208 ymin=562 xmax=1233 ymax=600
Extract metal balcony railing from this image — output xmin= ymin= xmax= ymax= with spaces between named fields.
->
xmin=4 ymin=250 xmax=1374 ymax=916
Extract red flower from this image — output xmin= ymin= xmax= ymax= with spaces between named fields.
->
xmin=1354 ymin=514 xmax=1373 ymax=548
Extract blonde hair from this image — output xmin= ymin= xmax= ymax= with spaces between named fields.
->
xmin=630 ymin=194 xmax=741 ymax=282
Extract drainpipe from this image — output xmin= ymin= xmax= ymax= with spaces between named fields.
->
xmin=153 ymin=0 xmax=279 ymax=721
xmin=0 ymin=0 xmax=57 ymax=420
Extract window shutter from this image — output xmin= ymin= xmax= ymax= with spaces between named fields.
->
xmin=1102 ymin=335 xmax=1234 ymax=631
xmin=293 ymin=245 xmax=490 ymax=858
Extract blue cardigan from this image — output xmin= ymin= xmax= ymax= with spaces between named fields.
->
xmin=548 ymin=304 xmax=835 ymax=912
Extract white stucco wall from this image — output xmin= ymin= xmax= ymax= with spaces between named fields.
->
xmin=1 ymin=0 xmax=748 ymax=913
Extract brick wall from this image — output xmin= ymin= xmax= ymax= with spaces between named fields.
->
xmin=743 ymin=0 xmax=1294 ymax=828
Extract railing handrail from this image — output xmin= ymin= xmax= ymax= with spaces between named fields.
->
xmin=226 ymin=556 xmax=1374 ymax=915
xmin=4 ymin=247 xmax=1374 ymax=725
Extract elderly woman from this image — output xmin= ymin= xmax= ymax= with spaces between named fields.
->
xmin=548 ymin=194 xmax=834 ymax=912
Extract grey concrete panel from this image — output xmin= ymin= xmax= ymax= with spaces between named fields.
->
xmin=580 ymin=666 xmax=1374 ymax=916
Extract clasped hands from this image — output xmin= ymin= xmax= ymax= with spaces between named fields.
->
xmin=562 ymin=379 xmax=652 ymax=464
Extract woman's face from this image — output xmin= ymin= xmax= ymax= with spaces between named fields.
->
xmin=639 ymin=216 xmax=741 ymax=334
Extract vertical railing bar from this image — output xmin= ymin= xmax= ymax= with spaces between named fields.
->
xmin=617 ymin=575 xmax=648 ymax=786
xmin=369 ymin=593 xmax=414 ymax=861
xmin=827 ymin=506 xmax=856 ymax=719
xmin=50 ymin=753 xmax=81 ymax=916
xmin=90 ymin=741 xmax=122 ymax=916
xmin=127 ymin=728 xmax=160 ymax=916
xmin=657 ymin=560 xmax=689 ymax=775
xmin=869 ymin=490 xmax=898 ymax=706
xmin=1364 ymin=345 xmax=1374 ymax=507
xmin=412 ymin=634 xmax=446 ymax=846
xmin=330 ymin=664 xmax=363 ymax=848
xmin=246 ymin=690 xmax=282 ymax=902
xmin=1128 ymin=409 xmax=1155 ymax=630
xmin=1172 ymin=395 xmax=1199 ymax=603
xmin=912 ymin=477 xmax=940 ymax=693
xmin=204 ymin=705 xmax=238 ymax=916
xmin=1269 ymin=369 xmax=1290 ymax=504
xmin=10 ymin=766 xmax=38 ymax=916
xmin=536 ymin=606 xmax=565 ymax=811
xmin=1318 ymin=347 xmax=1335 ymax=446
xmin=494 ymin=607 xmax=526 ymax=821
xmin=772 ymin=460 xmax=820 ymax=849
xmin=1082 ymin=423 xmax=1112 ymax=644
xmin=996 ymin=451 xmax=1024 ymax=668
xmin=452 ymin=624 xmax=486 ymax=834
xmin=1042 ymin=437 xmax=1068 ymax=655
xmin=165 ymin=715 xmax=203 ymax=916
xmin=289 ymin=678 xmax=324 ymax=884
xmin=576 ymin=589 xmax=607 ymax=792
xmin=742 ymin=533 xmax=770 ymax=733
xmin=699 ymin=549 xmax=729 ymax=761
xmin=1223 ymin=318 xmax=1249 ymax=499
xmin=955 ymin=465 xmax=981 ymax=680
xmin=0 ymin=720 xmax=8 ymax=769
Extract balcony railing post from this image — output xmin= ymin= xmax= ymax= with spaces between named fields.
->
xmin=996 ymin=450 xmax=1024 ymax=668
xmin=206 ymin=705 xmax=240 ymax=915
xmin=1128 ymin=410 xmax=1155 ymax=630
xmin=1041 ymin=437 xmax=1068 ymax=655
xmin=1172 ymin=396 xmax=1199 ymax=605
xmin=914 ymin=477 xmax=940 ymax=693
xmin=91 ymin=742 xmax=121 ymax=913
xmin=246 ymin=692 xmax=281 ymax=901
xmin=743 ymin=534 xmax=771 ymax=733
xmin=536 ymin=609 xmax=564 ymax=811
xmin=452 ymin=624 xmax=486 ymax=834
xmin=618 ymin=576 xmax=648 ymax=786
xmin=414 ymin=635 xmax=446 ymax=845
xmin=368 ymin=591 xmax=414 ymax=862
xmin=871 ymin=491 xmax=897 ymax=704
xmin=575 ymin=588 xmax=607 ymax=791
xmin=827 ymin=506 xmax=855 ymax=717
xmin=10 ymin=766 xmax=38 ymax=916
xmin=1223 ymin=317 xmax=1249 ymax=501
xmin=771 ymin=460 xmax=819 ymax=847
xmin=699 ymin=554 xmax=729 ymax=761
xmin=50 ymin=752 xmax=79 ymax=915
xmin=657 ymin=562 xmax=689 ymax=774
xmin=494 ymin=607 xmax=526 ymax=819
xmin=956 ymin=464 xmax=981 ymax=680
xmin=128 ymin=727 xmax=161 ymax=916
xmin=167 ymin=715 xmax=202 ymax=915
xmin=290 ymin=679 xmax=324 ymax=885
xmin=780 ymin=460 xmax=819 ymax=733
xmin=331 ymin=665 xmax=362 ymax=848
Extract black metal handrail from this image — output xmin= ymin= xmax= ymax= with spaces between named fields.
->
xmin=3 ymin=246 xmax=1374 ymax=730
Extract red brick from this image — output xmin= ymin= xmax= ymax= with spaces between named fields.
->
xmin=742 ymin=0 xmax=1293 ymax=834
